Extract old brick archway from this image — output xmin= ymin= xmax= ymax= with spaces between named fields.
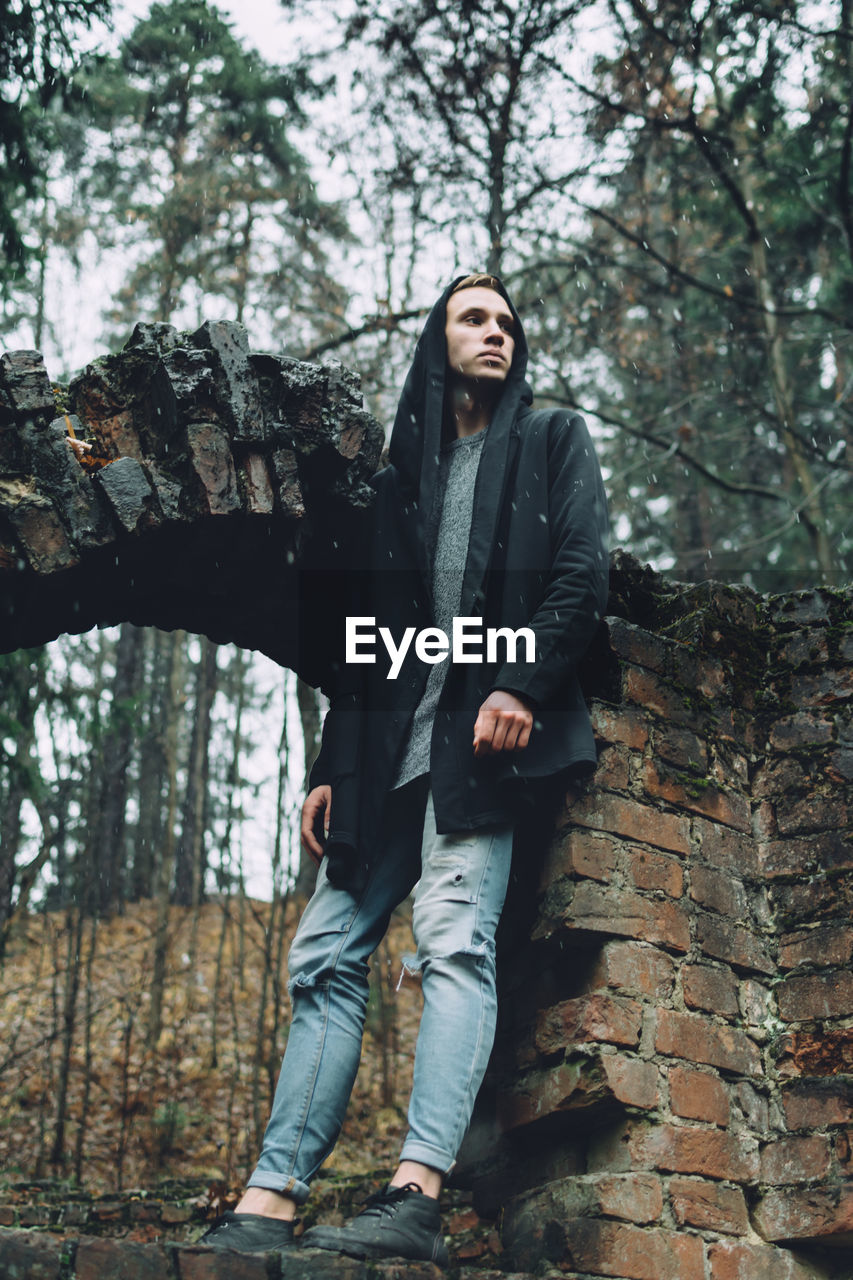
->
xmin=0 ymin=321 xmax=382 ymax=674
xmin=0 ymin=326 xmax=851 ymax=1279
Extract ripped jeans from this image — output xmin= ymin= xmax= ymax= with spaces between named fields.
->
xmin=246 ymin=777 xmax=514 ymax=1203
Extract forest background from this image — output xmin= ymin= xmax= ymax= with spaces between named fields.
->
xmin=0 ymin=0 xmax=851 ymax=1195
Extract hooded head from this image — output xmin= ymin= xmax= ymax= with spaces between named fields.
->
xmin=388 ymin=273 xmax=531 ymax=507
xmin=444 ymin=275 xmax=518 ymax=424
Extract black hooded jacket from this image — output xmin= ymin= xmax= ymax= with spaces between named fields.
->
xmin=307 ymin=277 xmax=609 ymax=876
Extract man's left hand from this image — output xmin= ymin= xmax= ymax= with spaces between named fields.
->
xmin=473 ymin=690 xmax=534 ymax=756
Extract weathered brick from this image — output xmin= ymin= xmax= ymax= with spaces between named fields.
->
xmin=75 ymin=1237 xmax=175 ymax=1280
xmin=831 ymin=747 xmax=853 ymax=781
xmin=0 ymin=349 xmax=56 ymax=418
xmin=535 ymin=994 xmax=643 ymax=1054
xmin=669 ymin=1065 xmax=730 ymax=1126
xmin=641 ymin=760 xmax=750 ymax=831
xmin=760 ymin=1135 xmax=832 ymax=1185
xmin=593 ymin=743 xmax=631 ymax=790
xmin=161 ymin=1203 xmax=193 ymax=1223
xmin=0 ymin=1229 xmax=64 ymax=1279
xmin=682 ymin=963 xmax=740 ymax=1019
xmin=733 ymin=1081 xmax=769 ymax=1132
xmin=497 ymin=1059 xmax=605 ymax=1131
xmin=503 ymin=1172 xmax=663 ymax=1237
xmin=753 ymin=1183 xmax=853 ymax=1245
xmin=183 ymin=1243 xmax=374 ymax=1277
xmin=669 ymin=1175 xmax=749 ymax=1234
xmin=622 ymin=665 xmax=700 ymax=728
xmin=777 ymin=970 xmax=853 ymax=1022
xmin=708 ymin=1239 xmax=824 ymax=1279
xmin=653 ymin=724 xmax=708 ymax=770
xmin=771 ymin=591 xmax=830 ymax=626
xmin=564 ymin=882 xmax=691 ymax=952
xmin=636 ymin=1123 xmax=760 ymax=1182
xmin=602 ymin=1054 xmax=661 ymax=1110
xmin=792 ymin=668 xmax=853 ymax=707
xmin=626 ymin=847 xmax=684 ymax=897
xmin=187 ymin=420 xmax=240 ymax=515
xmin=781 ymin=1080 xmax=853 ymax=1130
xmin=501 ymin=1176 xmax=670 ymax=1272
xmin=775 ymin=792 xmax=848 ymax=837
xmin=689 ymin=866 xmax=747 ymax=918
xmin=775 ymin=1028 xmax=853 ymax=1077
xmin=654 ymin=1009 xmax=762 ymax=1076
xmin=779 ymin=923 xmax=853 ymax=970
xmin=239 ymin=451 xmax=274 ymax=514
xmin=695 ymin=912 xmax=775 ymax=975
xmin=18 ymin=1205 xmax=52 ymax=1226
xmin=738 ymin=978 xmax=771 ymax=1031
xmin=590 ymin=700 xmax=649 ymax=750
xmin=837 ymin=1129 xmax=853 ymax=1172
xmin=771 ymin=876 xmax=853 ymax=932
xmin=607 ymin=617 xmax=672 ymax=672
xmin=538 ymin=830 xmax=618 ymax=892
xmin=90 ymin=1200 xmax=124 ymax=1223
xmin=6 ymin=490 xmax=78 ymax=573
xmin=778 ymin=628 xmax=830 ymax=666
xmin=569 ymin=792 xmax=691 ymax=855
xmin=752 ymin=755 xmax=807 ymax=802
xmin=593 ymin=1172 xmax=663 ymax=1224
xmin=761 ymin=832 xmax=853 ymax=880
xmin=587 ymin=940 xmax=677 ymax=1001
xmin=770 ymin=712 xmax=834 ymax=750
xmin=692 ymin=817 xmax=761 ymax=878
xmin=129 ymin=1200 xmax=163 ymax=1223
xmin=564 ymin=1218 xmax=705 ymax=1280
xmin=752 ymin=798 xmax=778 ymax=842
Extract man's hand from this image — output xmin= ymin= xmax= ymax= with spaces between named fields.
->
xmin=301 ymin=785 xmax=332 ymax=865
xmin=473 ymin=690 xmax=534 ymax=757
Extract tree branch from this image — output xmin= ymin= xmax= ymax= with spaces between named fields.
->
xmin=571 ymin=199 xmax=845 ymax=326
xmin=548 ymin=392 xmax=795 ymax=502
xmin=300 ymin=308 xmax=428 ymax=361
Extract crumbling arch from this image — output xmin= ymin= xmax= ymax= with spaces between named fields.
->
xmin=0 ymin=321 xmax=382 ymax=674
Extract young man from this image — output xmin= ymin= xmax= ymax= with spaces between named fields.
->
xmin=200 ymin=274 xmax=609 ymax=1265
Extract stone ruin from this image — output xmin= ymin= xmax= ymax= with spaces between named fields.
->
xmin=0 ymin=324 xmax=851 ymax=1279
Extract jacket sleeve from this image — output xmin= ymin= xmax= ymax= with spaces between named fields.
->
xmin=307 ymin=686 xmax=361 ymax=791
xmin=490 ymin=412 xmax=609 ymax=708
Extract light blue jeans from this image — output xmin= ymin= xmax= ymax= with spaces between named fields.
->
xmin=247 ymin=777 xmax=514 ymax=1204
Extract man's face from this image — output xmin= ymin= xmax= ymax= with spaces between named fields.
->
xmin=444 ymin=286 xmax=516 ymax=386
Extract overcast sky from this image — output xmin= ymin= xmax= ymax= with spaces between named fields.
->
xmin=107 ymin=0 xmax=296 ymax=53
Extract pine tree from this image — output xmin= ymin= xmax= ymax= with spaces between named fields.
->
xmin=74 ymin=0 xmax=350 ymax=349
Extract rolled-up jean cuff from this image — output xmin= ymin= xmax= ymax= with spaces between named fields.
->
xmin=246 ymin=1171 xmax=311 ymax=1206
xmin=399 ymin=1139 xmax=456 ymax=1175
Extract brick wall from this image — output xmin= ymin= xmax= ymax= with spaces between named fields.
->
xmin=467 ymin=556 xmax=852 ymax=1280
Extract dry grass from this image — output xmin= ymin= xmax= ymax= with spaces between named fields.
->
xmin=0 ymin=895 xmax=420 ymax=1196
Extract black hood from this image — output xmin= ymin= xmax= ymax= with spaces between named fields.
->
xmin=388 ymin=275 xmax=532 ymax=495
xmin=385 ymin=275 xmax=533 ymax=604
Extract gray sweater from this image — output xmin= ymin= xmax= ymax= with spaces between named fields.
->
xmin=391 ymin=427 xmax=487 ymax=789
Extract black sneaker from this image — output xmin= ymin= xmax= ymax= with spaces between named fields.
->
xmin=197 ymin=1210 xmax=295 ymax=1253
xmin=302 ymin=1182 xmax=449 ymax=1268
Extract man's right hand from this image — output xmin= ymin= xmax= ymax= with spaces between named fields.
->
xmin=301 ymin=785 xmax=332 ymax=865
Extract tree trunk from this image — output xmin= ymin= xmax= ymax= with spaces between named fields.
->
xmin=93 ymin=623 xmax=144 ymax=914
xmin=147 ymin=631 xmax=185 ymax=1049
xmin=133 ymin=630 xmax=170 ymax=901
xmin=173 ymin=637 xmax=218 ymax=908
